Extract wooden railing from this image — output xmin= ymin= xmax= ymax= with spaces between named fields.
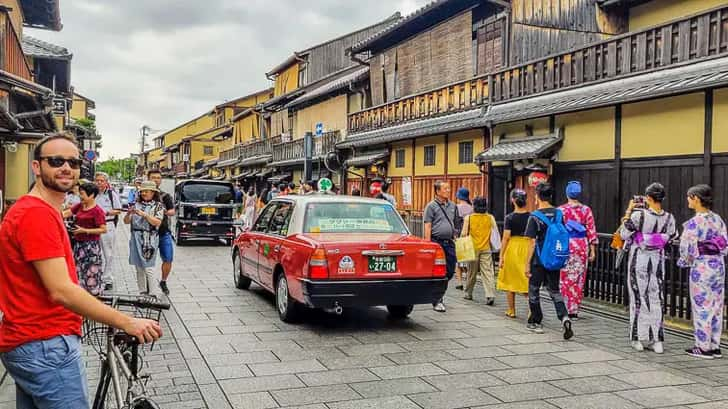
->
xmin=347 ymin=6 xmax=728 ymax=134
xmin=241 ymin=138 xmax=272 ymax=159
xmin=173 ymin=162 xmax=187 ymax=175
xmin=271 ymin=130 xmax=342 ymax=163
xmin=0 ymin=10 xmax=33 ymax=81
xmin=219 ymin=145 xmax=241 ymax=162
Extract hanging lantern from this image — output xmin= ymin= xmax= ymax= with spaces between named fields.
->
xmin=527 ymin=171 xmax=549 ymax=188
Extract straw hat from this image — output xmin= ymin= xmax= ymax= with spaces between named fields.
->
xmin=138 ymin=181 xmax=160 ymax=193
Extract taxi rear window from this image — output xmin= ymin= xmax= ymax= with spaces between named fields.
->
xmin=304 ymin=202 xmax=408 ymax=234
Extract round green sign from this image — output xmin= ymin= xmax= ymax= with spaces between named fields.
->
xmin=317 ymin=178 xmax=333 ymax=192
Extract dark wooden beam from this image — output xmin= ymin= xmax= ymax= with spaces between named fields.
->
xmin=704 ymin=89 xmax=713 ymax=186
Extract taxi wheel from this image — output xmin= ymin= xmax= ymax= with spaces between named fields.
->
xmin=387 ymin=305 xmax=414 ymax=320
xmin=233 ymin=253 xmax=251 ymax=290
xmin=275 ymin=273 xmax=300 ymax=323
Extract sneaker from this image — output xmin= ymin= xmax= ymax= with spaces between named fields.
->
xmin=485 ymin=298 xmax=495 ymax=306
xmin=562 ymin=318 xmax=574 ymax=340
xmin=159 ymin=280 xmax=170 ymax=295
xmin=463 ymin=294 xmax=473 ymax=301
xmin=631 ymin=341 xmax=644 ymax=352
xmin=455 ymin=285 xmax=464 ymax=290
xmin=526 ymin=323 xmax=544 ymax=333
xmin=568 ymin=313 xmax=579 ymax=321
xmin=686 ymin=347 xmax=713 ymax=359
xmin=433 ymin=302 xmax=446 ymax=312
xmin=711 ymin=349 xmax=723 ymax=358
xmin=648 ymin=342 xmax=664 ymax=354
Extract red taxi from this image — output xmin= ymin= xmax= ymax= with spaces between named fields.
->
xmin=232 ymin=195 xmax=448 ymax=322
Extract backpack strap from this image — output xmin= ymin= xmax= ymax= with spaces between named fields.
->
xmin=531 ymin=210 xmax=552 ymax=227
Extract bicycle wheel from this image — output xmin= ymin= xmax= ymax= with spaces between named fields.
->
xmin=130 ymin=396 xmax=160 ymax=409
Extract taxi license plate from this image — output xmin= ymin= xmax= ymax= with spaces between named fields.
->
xmin=201 ymin=207 xmax=216 ymax=215
xmin=368 ymin=256 xmax=397 ymax=272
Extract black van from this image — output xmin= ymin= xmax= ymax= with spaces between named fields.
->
xmin=172 ymin=179 xmax=237 ymax=245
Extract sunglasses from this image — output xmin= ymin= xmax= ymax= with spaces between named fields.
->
xmin=40 ymin=156 xmax=83 ymax=169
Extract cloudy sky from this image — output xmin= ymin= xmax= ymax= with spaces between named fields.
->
xmin=29 ymin=0 xmax=428 ymax=160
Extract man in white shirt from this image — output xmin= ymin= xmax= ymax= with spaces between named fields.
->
xmin=94 ymin=172 xmax=122 ymax=290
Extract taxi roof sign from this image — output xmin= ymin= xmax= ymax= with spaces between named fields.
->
xmin=317 ymin=178 xmax=333 ymax=192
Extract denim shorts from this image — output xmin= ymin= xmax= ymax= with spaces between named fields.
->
xmin=158 ymin=231 xmax=174 ymax=262
xmin=0 ymin=335 xmax=89 ymax=409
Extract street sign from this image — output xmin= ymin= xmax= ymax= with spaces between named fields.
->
xmin=318 ymin=177 xmax=332 ymax=192
xmin=84 ymin=150 xmax=97 ymax=162
xmin=315 ymin=123 xmax=323 ymax=137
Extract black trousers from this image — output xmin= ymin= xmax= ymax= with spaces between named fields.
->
xmin=528 ymin=264 xmax=568 ymax=324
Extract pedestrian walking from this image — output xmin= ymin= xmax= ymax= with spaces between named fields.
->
xmin=95 ymin=171 xmax=122 ymax=291
xmin=147 ymin=170 xmax=175 ymax=295
xmin=65 ymin=182 xmax=107 ymax=296
xmin=127 ymin=177 xmax=142 ymax=205
xmin=497 ymin=189 xmax=530 ymax=318
xmin=124 ymin=181 xmax=165 ymax=295
xmin=461 ymin=196 xmax=499 ymax=304
xmin=678 ymin=184 xmax=727 ymax=359
xmin=620 ymin=182 xmax=676 ymax=353
xmin=525 ymin=183 xmax=574 ymax=340
xmin=381 ymin=181 xmax=397 ymax=207
xmin=0 ymin=134 xmax=161 ymax=409
xmin=242 ymin=188 xmax=257 ymax=230
xmin=63 ymin=183 xmax=82 ymax=210
xmin=424 ymin=181 xmax=460 ymax=312
xmin=303 ymin=180 xmax=316 ymax=195
xmin=454 ymin=187 xmax=474 ymax=291
xmin=558 ymin=181 xmax=598 ymax=319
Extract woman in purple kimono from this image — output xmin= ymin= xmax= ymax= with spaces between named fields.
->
xmin=678 ymin=184 xmax=728 ymax=359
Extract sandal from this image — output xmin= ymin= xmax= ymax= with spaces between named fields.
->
xmin=505 ymin=309 xmax=516 ymax=318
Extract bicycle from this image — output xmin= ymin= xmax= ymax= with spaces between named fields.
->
xmin=83 ymin=294 xmax=170 ymax=409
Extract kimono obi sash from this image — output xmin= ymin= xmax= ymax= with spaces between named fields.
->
xmin=565 ymin=220 xmax=587 ymax=239
xmin=633 ymin=232 xmax=670 ymax=251
xmin=698 ymin=236 xmax=727 ymax=256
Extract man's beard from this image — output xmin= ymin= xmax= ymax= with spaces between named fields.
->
xmin=41 ymin=170 xmax=76 ymax=193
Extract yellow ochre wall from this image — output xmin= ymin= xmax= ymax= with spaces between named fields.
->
xmin=69 ymin=95 xmax=90 ymax=121
xmin=389 ymin=141 xmax=413 ymax=177
xmin=274 ymin=64 xmax=299 ymax=97
xmin=4 ymin=143 xmax=30 ymax=200
xmin=556 ymin=107 xmax=615 ymax=161
xmin=294 ymin=94 xmax=348 ymax=139
xmin=629 ymin=0 xmax=726 ymax=31
xmin=447 ymin=130 xmax=484 ymax=175
xmin=162 ymin=114 xmax=215 ymax=147
xmin=190 ymin=140 xmax=220 ymax=164
xmin=622 ymin=93 xmax=704 ymax=159
xmin=414 ymin=135 xmax=445 ymax=176
xmin=233 ymin=113 xmax=261 ymax=145
xmin=492 ymin=117 xmax=550 ymax=142
xmin=713 ymin=88 xmax=728 ymax=153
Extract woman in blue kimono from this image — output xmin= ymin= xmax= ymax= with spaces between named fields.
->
xmin=678 ymin=184 xmax=728 ymax=359
xmin=124 ymin=181 xmax=164 ymax=295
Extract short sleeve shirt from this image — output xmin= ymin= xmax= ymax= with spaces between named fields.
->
xmin=0 ymin=196 xmax=82 ymax=351
xmin=70 ymin=204 xmax=106 ymax=241
xmin=505 ymin=212 xmax=530 ymax=237
xmin=157 ymin=192 xmax=175 ymax=235
xmin=424 ymin=199 xmax=458 ymax=240
xmin=525 ymin=207 xmax=558 ymax=267
xmin=96 ymin=188 xmax=122 ymax=224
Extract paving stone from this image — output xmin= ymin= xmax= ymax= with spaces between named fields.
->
xmin=350 ymin=378 xmax=437 ymax=398
xmin=422 ymin=371 xmax=506 ymax=390
xmin=326 ymin=396 xmax=421 ymax=409
xmin=271 ymin=384 xmax=361 ymax=406
xmin=398 ymin=339 xmax=465 ymax=351
xmin=369 ymin=363 xmax=447 ymax=379
xmin=226 ymin=391 xmax=278 ymax=409
xmin=551 ymin=361 xmax=628 ymax=378
xmin=210 ymin=364 xmax=255 ymax=380
xmin=552 ymin=349 xmax=624 ymax=363
xmin=248 ymin=359 xmax=327 ymax=376
xmin=408 ymin=329 xmax=471 ymax=340
xmin=339 ymin=343 xmax=407 ymax=356
xmin=616 ymin=386 xmax=708 ymax=407
xmin=297 ymin=368 xmax=378 ymax=386
xmin=547 ymin=392 xmax=643 ymax=409
xmin=219 ymin=374 xmax=304 ymax=394
xmin=472 ymin=401 xmax=559 ymax=409
xmin=490 ymin=367 xmax=570 ymax=384
xmin=318 ymin=355 xmax=394 ymax=370
xmin=456 ymin=337 xmax=513 ymax=347
xmin=549 ymin=375 xmax=634 ymax=394
xmin=408 ymin=388 xmax=500 ymax=409
xmin=383 ymin=350 xmax=457 ymax=364
xmin=435 ymin=357 xmax=510 ymax=373
xmin=495 ymin=353 xmax=571 ymax=368
xmin=614 ymin=370 xmax=696 ymax=388
xmin=198 ymin=383 xmax=232 ymax=409
xmin=688 ymin=402 xmax=728 ymax=409
xmin=447 ymin=346 xmax=515 ymax=359
xmin=483 ymin=381 xmax=570 ymax=402
xmin=676 ymin=384 xmax=728 ymax=401
xmin=205 ymin=351 xmax=280 ymax=366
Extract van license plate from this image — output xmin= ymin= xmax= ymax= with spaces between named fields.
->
xmin=201 ymin=207 xmax=216 ymax=215
xmin=368 ymin=256 xmax=397 ymax=272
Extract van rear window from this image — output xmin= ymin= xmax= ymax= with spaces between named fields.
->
xmin=181 ymin=183 xmax=234 ymax=203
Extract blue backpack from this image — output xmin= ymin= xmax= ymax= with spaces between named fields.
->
xmin=532 ymin=209 xmax=570 ymax=270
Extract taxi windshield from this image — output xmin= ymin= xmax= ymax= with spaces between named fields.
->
xmin=304 ymin=202 xmax=408 ymax=234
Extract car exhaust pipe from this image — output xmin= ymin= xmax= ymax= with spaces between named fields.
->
xmin=324 ymin=303 xmax=343 ymax=316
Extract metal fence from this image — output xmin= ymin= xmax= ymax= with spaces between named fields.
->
xmin=403 ymin=213 xmax=728 ymax=328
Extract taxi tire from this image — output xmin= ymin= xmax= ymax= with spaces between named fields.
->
xmin=233 ymin=253 xmax=251 ymax=290
xmin=275 ymin=274 xmax=301 ymax=323
xmin=387 ymin=305 xmax=414 ymax=320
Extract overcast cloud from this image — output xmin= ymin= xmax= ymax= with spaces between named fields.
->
xmin=29 ymin=0 xmax=428 ymax=160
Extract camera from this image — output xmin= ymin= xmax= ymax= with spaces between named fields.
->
xmin=632 ymin=195 xmax=646 ymax=209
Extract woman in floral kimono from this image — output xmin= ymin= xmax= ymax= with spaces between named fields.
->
xmin=124 ymin=181 xmax=164 ymax=295
xmin=678 ymin=184 xmax=728 ymax=359
xmin=620 ymin=183 xmax=676 ymax=354
xmin=559 ymin=181 xmax=598 ymax=319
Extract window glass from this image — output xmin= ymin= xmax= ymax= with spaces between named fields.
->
xmin=458 ymin=141 xmax=474 ymax=164
xmin=304 ymin=202 xmax=408 ymax=234
xmin=395 ymin=149 xmax=405 ymax=168
xmin=180 ymin=183 xmax=234 ymax=203
xmin=424 ymin=145 xmax=436 ymax=166
xmin=254 ymin=204 xmax=277 ymax=232
xmin=268 ymin=202 xmax=294 ymax=236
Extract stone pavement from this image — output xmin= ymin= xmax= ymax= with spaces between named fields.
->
xmin=2 ymin=224 xmax=728 ymax=409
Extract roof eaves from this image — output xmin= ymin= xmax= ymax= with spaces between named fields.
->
xmin=19 ymin=0 xmax=62 ymax=31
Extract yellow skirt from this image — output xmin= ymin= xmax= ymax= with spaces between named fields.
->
xmin=497 ymin=236 xmax=530 ymax=294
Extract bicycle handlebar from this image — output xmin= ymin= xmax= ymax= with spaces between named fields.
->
xmin=97 ymin=293 xmax=171 ymax=311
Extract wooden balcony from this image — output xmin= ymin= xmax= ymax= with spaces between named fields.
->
xmin=0 ymin=9 xmax=33 ymax=81
xmin=347 ymin=5 xmax=728 ymax=134
xmin=271 ymin=131 xmax=342 ymax=164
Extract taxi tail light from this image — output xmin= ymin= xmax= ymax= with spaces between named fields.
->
xmin=433 ymin=247 xmax=447 ymax=277
xmin=308 ymin=248 xmax=329 ymax=279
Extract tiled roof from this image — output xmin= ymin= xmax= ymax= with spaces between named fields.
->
xmin=485 ymin=56 xmax=728 ymax=124
xmin=345 ymin=149 xmax=390 ymax=167
xmin=475 ymin=135 xmax=563 ymax=163
xmin=337 ymin=108 xmax=486 ymax=149
xmin=21 ymin=35 xmax=70 ymax=59
xmin=286 ymin=66 xmax=369 ymax=109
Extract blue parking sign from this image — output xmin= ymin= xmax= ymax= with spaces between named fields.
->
xmin=315 ymin=123 xmax=323 ymax=137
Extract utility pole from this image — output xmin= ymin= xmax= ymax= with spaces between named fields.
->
xmin=139 ymin=125 xmax=150 ymax=155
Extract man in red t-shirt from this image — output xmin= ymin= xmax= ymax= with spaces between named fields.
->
xmin=0 ymin=134 xmax=163 ymax=408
